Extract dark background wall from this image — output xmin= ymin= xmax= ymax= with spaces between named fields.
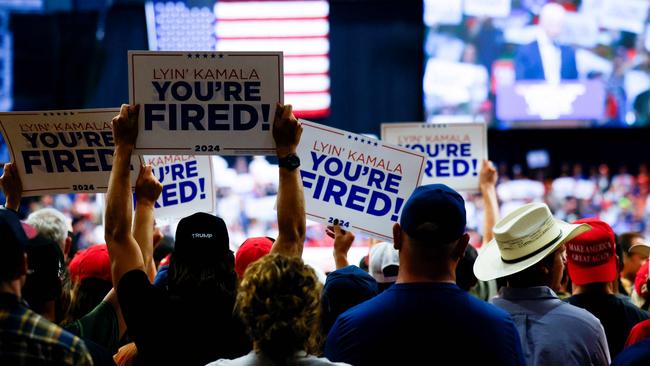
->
xmin=11 ymin=4 xmax=147 ymax=110
xmin=326 ymin=0 xmax=424 ymax=135
xmin=488 ymin=128 xmax=650 ymax=175
xmin=8 ymin=0 xmax=649 ymax=174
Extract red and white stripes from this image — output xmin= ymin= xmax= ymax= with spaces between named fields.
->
xmin=213 ymin=0 xmax=331 ymax=118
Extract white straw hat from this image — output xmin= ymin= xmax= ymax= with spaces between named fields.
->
xmin=474 ymin=202 xmax=591 ymax=281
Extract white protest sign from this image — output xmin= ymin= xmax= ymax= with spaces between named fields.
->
xmin=503 ymin=25 xmax=539 ymax=45
xmin=0 ymin=109 xmax=141 ymax=196
xmin=580 ymin=0 xmax=605 ymax=15
xmin=599 ymin=0 xmax=649 ymax=34
xmin=381 ymin=122 xmax=487 ymax=192
xmin=297 ymin=120 xmax=425 ymax=242
xmin=559 ymin=12 xmax=599 ymax=48
xmin=424 ymin=59 xmax=488 ymax=106
xmin=129 ymin=51 xmax=283 ymax=155
xmin=424 ymin=0 xmax=463 ymax=26
xmin=143 ymin=155 xmax=214 ymax=219
xmin=463 ymin=0 xmax=511 ymax=18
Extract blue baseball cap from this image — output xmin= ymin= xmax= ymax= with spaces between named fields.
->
xmin=323 ymin=266 xmax=378 ymax=297
xmin=400 ymin=184 xmax=466 ymax=244
xmin=321 ymin=265 xmax=378 ymax=333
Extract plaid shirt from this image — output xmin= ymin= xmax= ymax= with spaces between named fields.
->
xmin=0 ymin=292 xmax=93 ymax=365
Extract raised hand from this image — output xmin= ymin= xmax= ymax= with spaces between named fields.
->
xmin=479 ymin=159 xmax=497 ymax=190
xmin=111 ymin=104 xmax=140 ymax=148
xmin=0 ymin=162 xmax=22 ymax=211
xmin=272 ymin=103 xmax=302 ymax=157
xmin=327 ymin=221 xmax=355 ymax=269
xmin=135 ymin=165 xmax=163 ymax=206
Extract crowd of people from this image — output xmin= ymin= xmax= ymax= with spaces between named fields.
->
xmin=4 ymin=149 xmax=648 ymax=273
xmin=2 ymin=104 xmax=650 ymax=365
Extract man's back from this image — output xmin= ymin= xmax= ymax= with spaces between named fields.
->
xmin=567 ymin=293 xmax=650 ymax=358
xmin=325 ymin=282 xmax=524 ymax=366
xmin=493 ymin=286 xmax=610 ymax=366
xmin=0 ymin=293 xmax=92 ymax=366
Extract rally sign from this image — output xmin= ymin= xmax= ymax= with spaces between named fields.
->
xmin=463 ymin=0 xmax=510 ymax=18
xmin=143 ymin=155 xmax=214 ymax=219
xmin=599 ymin=0 xmax=649 ymax=34
xmin=424 ymin=0 xmax=462 ymax=26
xmin=297 ymin=120 xmax=426 ymax=242
xmin=560 ymin=12 xmax=599 ymax=48
xmin=129 ymin=51 xmax=283 ymax=155
xmin=0 ymin=109 xmax=142 ymax=196
xmin=381 ymin=122 xmax=487 ymax=191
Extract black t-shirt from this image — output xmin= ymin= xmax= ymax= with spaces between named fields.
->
xmin=567 ymin=293 xmax=650 ymax=358
xmin=117 ymin=269 xmax=251 ymax=365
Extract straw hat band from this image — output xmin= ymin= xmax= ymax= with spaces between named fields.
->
xmin=501 ymin=230 xmax=563 ymax=264
xmin=495 ymin=215 xmax=561 ymax=261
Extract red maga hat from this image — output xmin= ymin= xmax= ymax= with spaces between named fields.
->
xmin=566 ymin=218 xmax=617 ymax=286
xmin=235 ymin=237 xmax=273 ymax=278
xmin=68 ymin=244 xmax=112 ymax=283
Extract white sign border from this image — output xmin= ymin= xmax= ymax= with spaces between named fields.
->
xmin=128 ymin=51 xmax=284 ymax=155
xmin=380 ymin=121 xmax=488 ymax=192
xmin=301 ymin=120 xmax=426 ymax=242
xmin=0 ymin=108 xmax=144 ymax=196
xmin=144 ymin=155 xmax=216 ymax=220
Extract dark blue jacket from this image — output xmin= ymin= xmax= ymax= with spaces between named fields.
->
xmin=514 ymin=40 xmax=578 ymax=81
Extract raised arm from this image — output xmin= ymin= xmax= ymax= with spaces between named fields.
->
xmin=480 ymin=160 xmax=499 ymax=246
xmin=270 ymin=104 xmax=305 ymax=257
xmin=133 ymin=165 xmax=162 ymax=282
xmin=99 ymin=166 xmax=161 ymax=341
xmin=327 ymin=221 xmax=355 ymax=269
xmin=0 ymin=162 xmax=22 ymax=211
xmin=105 ymin=104 xmax=145 ymax=287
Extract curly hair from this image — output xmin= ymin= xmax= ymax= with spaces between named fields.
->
xmin=237 ymin=254 xmax=323 ymax=364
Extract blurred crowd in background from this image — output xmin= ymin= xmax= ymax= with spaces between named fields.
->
xmin=4 ymin=155 xmax=648 ymax=273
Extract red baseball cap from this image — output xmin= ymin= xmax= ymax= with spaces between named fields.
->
xmin=634 ymin=261 xmax=648 ymax=298
xmin=566 ymin=218 xmax=617 ymax=286
xmin=235 ymin=237 xmax=273 ymax=278
xmin=68 ymin=244 xmax=112 ymax=283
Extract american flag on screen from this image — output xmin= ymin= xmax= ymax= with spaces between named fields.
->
xmin=145 ymin=0 xmax=331 ymax=118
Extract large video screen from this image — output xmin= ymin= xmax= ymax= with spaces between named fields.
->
xmin=145 ymin=0 xmax=330 ymax=119
xmin=423 ymin=0 xmax=650 ymax=129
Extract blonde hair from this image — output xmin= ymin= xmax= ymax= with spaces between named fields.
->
xmin=237 ymin=254 xmax=322 ymax=363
